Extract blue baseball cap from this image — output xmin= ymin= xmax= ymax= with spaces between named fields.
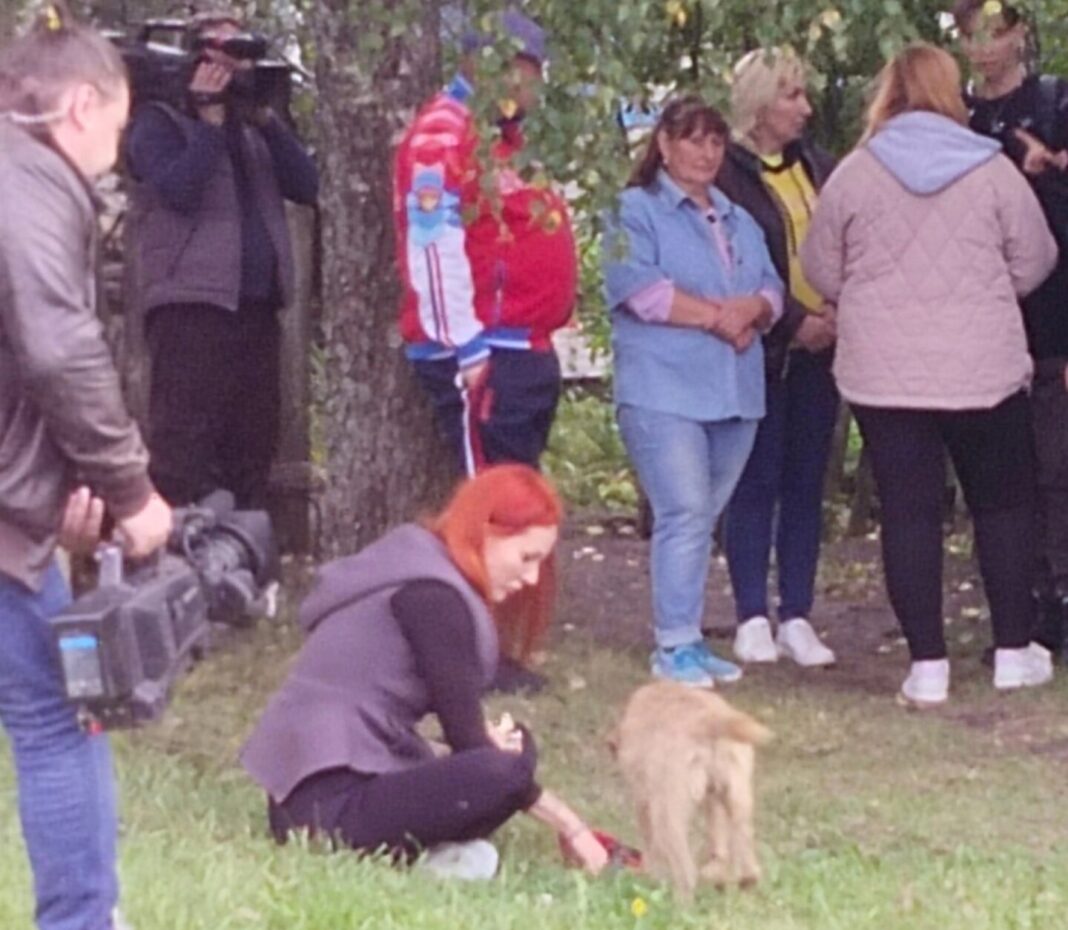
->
xmin=461 ymin=8 xmax=548 ymax=66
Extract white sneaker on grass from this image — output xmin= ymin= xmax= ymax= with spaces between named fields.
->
xmin=994 ymin=643 xmax=1054 ymax=691
xmin=898 ymin=658 xmax=949 ymax=708
xmin=733 ymin=616 xmax=778 ymax=663
xmin=776 ymin=618 xmax=836 ymax=667
xmin=418 ymin=839 xmax=499 ymax=880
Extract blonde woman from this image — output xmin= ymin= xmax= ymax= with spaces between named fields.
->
xmin=717 ymin=48 xmax=838 ymax=668
xmin=800 ymin=43 xmax=1057 ymax=705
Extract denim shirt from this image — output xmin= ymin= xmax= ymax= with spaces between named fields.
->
xmin=603 ymin=171 xmax=783 ymax=422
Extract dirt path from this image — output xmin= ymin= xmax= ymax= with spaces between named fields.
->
xmin=555 ymin=515 xmax=1068 ymax=761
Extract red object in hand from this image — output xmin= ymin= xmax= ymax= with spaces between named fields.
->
xmin=558 ymin=828 xmax=643 ymax=872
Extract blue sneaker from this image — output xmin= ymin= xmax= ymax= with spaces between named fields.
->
xmin=651 ymin=643 xmax=715 ymax=688
xmin=693 ymin=641 xmax=743 ymax=683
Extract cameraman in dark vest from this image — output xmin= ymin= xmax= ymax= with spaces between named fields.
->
xmin=126 ymin=6 xmax=318 ymax=510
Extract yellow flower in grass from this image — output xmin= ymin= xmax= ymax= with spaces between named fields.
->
xmin=981 ymin=0 xmax=1003 ymax=17
xmin=630 ymin=896 xmax=648 ymax=918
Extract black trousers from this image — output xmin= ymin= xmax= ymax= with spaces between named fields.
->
xmin=146 ymin=302 xmax=281 ymax=509
xmin=1032 ymin=359 xmax=1068 ymax=593
xmin=412 ymin=348 xmax=561 ymax=476
xmin=854 ymin=392 xmax=1037 ymax=660
xmin=268 ymin=732 xmax=539 ymax=857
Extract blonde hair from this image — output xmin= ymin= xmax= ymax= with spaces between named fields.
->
xmin=730 ymin=47 xmax=806 ymax=143
xmin=863 ymin=43 xmax=969 ymax=142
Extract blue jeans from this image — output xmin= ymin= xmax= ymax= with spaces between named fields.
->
xmin=618 ymin=406 xmax=758 ymax=649
xmin=724 ymin=350 xmax=839 ymax=623
xmin=0 ymin=561 xmax=119 ymax=930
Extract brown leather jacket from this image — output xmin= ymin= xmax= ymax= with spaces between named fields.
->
xmin=0 ymin=123 xmax=151 ymax=589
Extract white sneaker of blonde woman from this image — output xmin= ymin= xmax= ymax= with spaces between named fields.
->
xmin=418 ymin=839 xmax=499 ymax=881
xmin=733 ymin=616 xmax=778 ymax=663
xmin=993 ymin=642 xmax=1054 ymax=691
xmin=776 ymin=618 xmax=836 ymax=667
xmin=898 ymin=658 xmax=949 ymax=708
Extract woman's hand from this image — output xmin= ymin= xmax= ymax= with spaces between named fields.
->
xmin=486 ymin=712 xmax=523 ymax=754
xmin=1014 ymin=128 xmax=1068 ymax=175
xmin=559 ymin=825 xmax=610 ymax=875
xmin=707 ymin=296 xmax=767 ymax=351
xmin=794 ymin=308 xmax=837 ymax=352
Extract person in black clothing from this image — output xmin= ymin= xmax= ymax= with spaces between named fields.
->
xmin=240 ymin=465 xmax=609 ymax=877
xmin=716 ymin=48 xmax=839 ymax=668
xmin=955 ymin=0 xmax=1068 ymax=657
xmin=125 ymin=7 xmax=318 ymax=509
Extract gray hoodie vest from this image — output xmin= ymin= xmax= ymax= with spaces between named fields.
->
xmin=241 ymin=524 xmax=498 ymax=801
xmin=127 ymin=103 xmax=295 ymax=314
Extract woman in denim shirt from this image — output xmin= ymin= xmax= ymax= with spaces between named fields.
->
xmin=603 ymin=96 xmax=784 ymax=687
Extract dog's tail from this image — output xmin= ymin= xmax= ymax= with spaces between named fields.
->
xmin=707 ymin=710 xmax=773 ymax=746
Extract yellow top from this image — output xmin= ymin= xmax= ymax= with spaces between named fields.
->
xmin=759 ymin=154 xmax=824 ymax=313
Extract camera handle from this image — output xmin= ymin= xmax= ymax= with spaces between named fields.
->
xmin=95 ymin=544 xmax=125 ymax=588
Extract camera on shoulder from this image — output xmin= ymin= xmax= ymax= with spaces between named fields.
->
xmin=106 ymin=17 xmax=294 ymax=116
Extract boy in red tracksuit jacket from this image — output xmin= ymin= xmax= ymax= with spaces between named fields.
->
xmin=393 ymin=10 xmax=577 ymax=476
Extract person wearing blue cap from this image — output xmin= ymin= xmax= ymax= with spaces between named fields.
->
xmin=394 ymin=8 xmax=575 ymax=480
xmin=394 ymin=9 xmax=576 ymax=695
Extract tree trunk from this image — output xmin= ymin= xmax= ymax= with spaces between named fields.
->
xmin=309 ymin=0 xmax=453 ymax=558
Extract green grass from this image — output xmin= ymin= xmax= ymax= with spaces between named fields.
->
xmin=2 ymin=607 xmax=1068 ymax=929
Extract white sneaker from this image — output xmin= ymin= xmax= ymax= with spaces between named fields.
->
xmin=994 ymin=643 xmax=1054 ymax=691
xmin=733 ymin=616 xmax=778 ymax=663
xmin=898 ymin=659 xmax=949 ymax=707
xmin=418 ymin=839 xmax=499 ymax=880
xmin=776 ymin=618 xmax=836 ymax=667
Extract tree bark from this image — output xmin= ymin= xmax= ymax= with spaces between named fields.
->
xmin=309 ymin=0 xmax=454 ymax=558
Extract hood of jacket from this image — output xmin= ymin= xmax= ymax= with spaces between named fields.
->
xmin=867 ymin=111 xmax=1001 ymax=194
xmin=298 ymin=524 xmax=469 ymax=633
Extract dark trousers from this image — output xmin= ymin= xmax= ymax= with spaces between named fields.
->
xmin=854 ymin=392 xmax=1036 ymax=660
xmin=1031 ymin=360 xmax=1068 ymax=595
xmin=724 ymin=349 xmax=839 ymax=622
xmin=146 ymin=302 xmax=281 ymax=509
xmin=268 ymin=734 xmax=539 ymax=856
xmin=411 ymin=348 xmax=561 ymax=476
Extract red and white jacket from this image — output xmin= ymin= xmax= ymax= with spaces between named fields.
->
xmin=393 ymin=75 xmax=577 ymax=368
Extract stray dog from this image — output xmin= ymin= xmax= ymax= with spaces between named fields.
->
xmin=609 ymin=681 xmax=772 ymax=901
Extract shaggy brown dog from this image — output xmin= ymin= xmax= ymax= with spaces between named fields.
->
xmin=610 ymin=681 xmax=772 ymax=902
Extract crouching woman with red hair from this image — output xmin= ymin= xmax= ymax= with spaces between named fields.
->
xmin=241 ymin=465 xmax=608 ymax=877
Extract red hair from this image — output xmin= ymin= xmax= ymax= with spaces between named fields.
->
xmin=430 ymin=464 xmax=563 ymax=661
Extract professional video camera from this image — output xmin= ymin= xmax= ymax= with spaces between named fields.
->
xmin=49 ymin=492 xmax=279 ymax=731
xmin=106 ymin=18 xmax=295 ymax=115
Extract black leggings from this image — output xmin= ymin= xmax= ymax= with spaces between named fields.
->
xmin=854 ymin=393 xmax=1036 ymax=660
xmin=268 ymin=733 xmax=539 ymax=857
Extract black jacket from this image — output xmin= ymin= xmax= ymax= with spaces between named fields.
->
xmin=716 ymin=139 xmax=836 ymax=380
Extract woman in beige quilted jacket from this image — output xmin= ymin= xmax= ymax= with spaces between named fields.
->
xmin=800 ymin=43 xmax=1058 ymax=707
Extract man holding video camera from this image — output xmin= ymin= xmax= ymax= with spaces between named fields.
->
xmin=125 ymin=6 xmax=318 ymax=510
xmin=0 ymin=7 xmax=174 ymax=928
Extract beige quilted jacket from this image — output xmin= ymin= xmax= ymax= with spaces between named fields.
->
xmin=800 ymin=144 xmax=1058 ymax=410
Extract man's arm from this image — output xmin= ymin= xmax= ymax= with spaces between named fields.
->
xmin=394 ymin=110 xmax=487 ymax=375
xmin=125 ymin=104 xmax=227 ymax=215
xmin=258 ymin=114 xmax=319 ymax=205
xmin=0 ymin=172 xmax=152 ymax=519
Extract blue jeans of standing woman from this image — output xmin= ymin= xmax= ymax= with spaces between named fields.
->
xmin=724 ymin=349 xmax=839 ymax=623
xmin=618 ymin=405 xmax=758 ymax=648
xmin=0 ymin=561 xmax=119 ymax=930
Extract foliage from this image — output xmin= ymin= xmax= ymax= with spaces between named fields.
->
xmin=448 ymin=0 xmax=1068 ymax=341
xmin=543 ymin=389 xmax=637 ymax=511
